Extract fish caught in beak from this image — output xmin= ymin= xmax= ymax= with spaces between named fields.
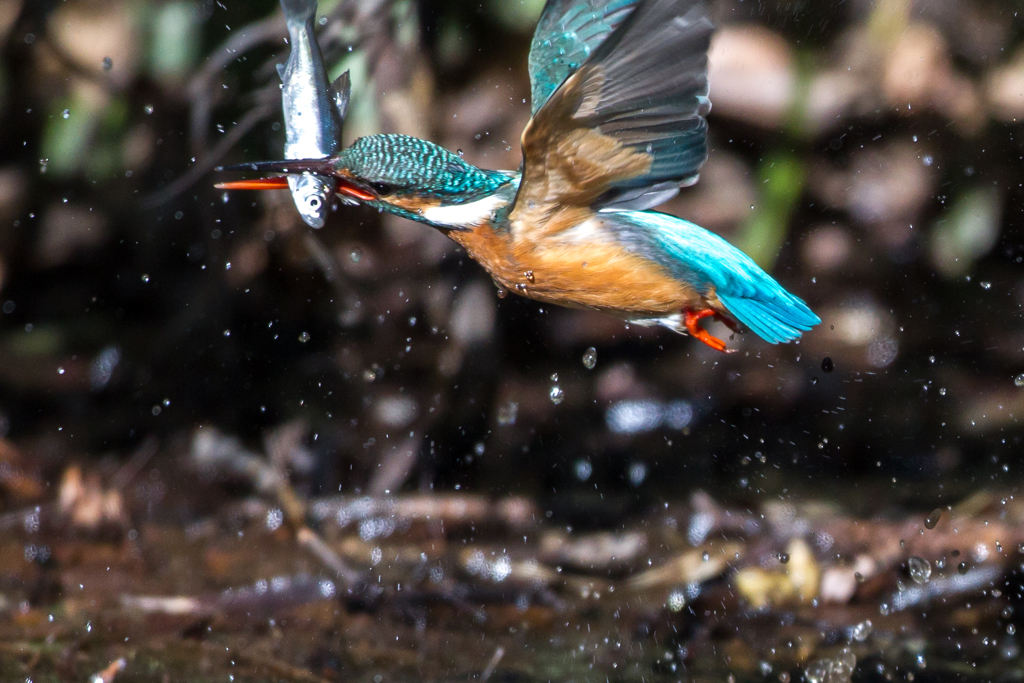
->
xmin=215 ymin=159 xmax=377 ymax=203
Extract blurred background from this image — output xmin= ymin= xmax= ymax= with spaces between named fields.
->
xmin=0 ymin=0 xmax=1023 ymax=680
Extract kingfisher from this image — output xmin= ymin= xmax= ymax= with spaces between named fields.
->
xmin=217 ymin=0 xmax=820 ymax=352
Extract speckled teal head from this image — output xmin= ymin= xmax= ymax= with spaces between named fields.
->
xmin=219 ymin=132 xmax=519 ymax=229
xmin=318 ymin=134 xmax=517 ymax=229
xmin=334 ymin=135 xmax=512 ymax=204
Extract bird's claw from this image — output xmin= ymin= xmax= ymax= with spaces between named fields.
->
xmin=684 ymin=308 xmax=736 ymax=354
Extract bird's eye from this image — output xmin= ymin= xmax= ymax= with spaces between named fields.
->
xmin=370 ymin=182 xmax=395 ymax=196
xmin=308 ymin=197 xmax=321 ymax=209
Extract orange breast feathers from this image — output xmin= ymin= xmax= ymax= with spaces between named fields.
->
xmin=447 ymin=215 xmax=706 ymax=317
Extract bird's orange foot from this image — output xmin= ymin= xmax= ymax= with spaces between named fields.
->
xmin=684 ymin=308 xmax=735 ymax=354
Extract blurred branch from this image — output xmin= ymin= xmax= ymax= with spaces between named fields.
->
xmin=186 ymin=12 xmax=288 ymax=155
xmin=139 ymin=95 xmax=276 ymax=208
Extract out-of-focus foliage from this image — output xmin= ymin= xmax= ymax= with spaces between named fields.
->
xmin=0 ymin=0 xmax=1023 ymax=679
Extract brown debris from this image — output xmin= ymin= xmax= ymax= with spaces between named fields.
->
xmin=57 ymin=465 xmax=127 ymax=531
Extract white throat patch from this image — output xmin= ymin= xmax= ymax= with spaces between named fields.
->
xmin=421 ymin=194 xmax=509 ymax=228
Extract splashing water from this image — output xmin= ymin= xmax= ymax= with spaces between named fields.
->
xmin=908 ymin=556 xmax=931 ymax=585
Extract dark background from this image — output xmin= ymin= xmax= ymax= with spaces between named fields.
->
xmin=0 ymin=0 xmax=1022 ymax=679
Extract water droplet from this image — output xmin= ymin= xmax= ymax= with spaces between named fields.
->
xmin=144 ymin=104 xmax=154 ymax=115
xmin=573 ymin=458 xmax=592 ymax=481
xmin=980 ymin=281 xmax=991 ymax=290
xmin=957 ymin=561 xmax=969 ymax=575
xmin=495 ymin=286 xmax=508 ymax=299
xmin=141 ymin=274 xmax=149 ymax=283
xmin=318 ymin=15 xmax=327 ymax=25
xmin=908 ymin=556 xmax=931 ymax=584
xmin=939 ymin=387 xmax=946 ymax=396
xmin=821 ymin=357 xmax=834 ymax=373
xmin=223 ymin=329 xmax=231 ymax=337
xmin=779 ymin=553 xmax=790 ymax=564
xmin=851 ymin=620 xmax=873 ymax=642
xmin=1008 ymin=624 xmax=1017 ymax=635
xmin=102 ymin=57 xmax=113 ymax=71
xmin=524 ymin=270 xmax=535 ymax=283
xmin=61 ymin=108 xmax=69 ymax=119
xmin=1015 ymin=374 xmax=1024 ymax=388
xmin=810 ymin=376 xmax=818 ymax=385
xmin=928 ymin=355 xmax=935 ymax=363
xmin=923 ymin=155 xmax=933 ymax=166
xmin=582 ymin=347 xmax=597 ymax=370
xmin=549 ymin=385 xmax=564 ymax=405
xmin=298 ymin=331 xmax=311 ymax=343
xmin=924 ymin=508 xmax=941 ymax=529
xmin=497 ymin=401 xmax=518 ymax=425
xmin=57 ymin=367 xmax=65 ymax=375
xmin=457 ymin=149 xmax=464 ymax=157
xmin=550 ymin=373 xmax=558 ymax=382
xmin=350 ymin=248 xmax=362 ymax=263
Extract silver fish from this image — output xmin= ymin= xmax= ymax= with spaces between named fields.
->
xmin=278 ymin=0 xmax=350 ymax=228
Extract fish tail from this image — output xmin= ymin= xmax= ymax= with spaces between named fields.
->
xmin=280 ymin=0 xmax=318 ymax=24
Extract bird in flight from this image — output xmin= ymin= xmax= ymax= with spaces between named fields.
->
xmin=219 ymin=0 xmax=820 ymax=352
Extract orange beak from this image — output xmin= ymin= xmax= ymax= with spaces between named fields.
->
xmin=214 ymin=176 xmax=290 ymax=191
xmin=215 ymin=175 xmax=375 ymax=202
xmin=215 ymin=158 xmax=378 ymax=202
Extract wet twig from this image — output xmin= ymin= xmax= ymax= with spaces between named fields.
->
xmin=140 ymin=96 xmax=277 ymax=208
xmin=297 ymin=526 xmax=363 ymax=586
xmin=480 ymin=646 xmax=505 ymax=682
xmin=88 ymin=657 xmax=127 ymax=683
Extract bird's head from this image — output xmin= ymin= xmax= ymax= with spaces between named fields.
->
xmin=334 ymin=135 xmax=517 ymax=228
xmin=218 ymin=134 xmax=516 ymax=230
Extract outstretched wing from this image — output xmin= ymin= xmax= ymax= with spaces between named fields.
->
xmin=514 ymin=0 xmax=713 ymax=224
xmin=529 ymin=0 xmax=641 ymax=116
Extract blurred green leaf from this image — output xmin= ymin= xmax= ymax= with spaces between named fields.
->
xmin=487 ymin=0 xmax=546 ymax=32
xmin=40 ymin=95 xmax=103 ymax=177
xmin=148 ymin=1 xmax=200 ymax=83
xmin=738 ymin=152 xmax=806 ymax=269
xmin=86 ymin=97 xmax=131 ymax=180
xmin=330 ymin=52 xmax=378 ymax=143
xmin=929 ymin=186 xmax=1002 ymax=279
xmin=3 ymin=326 xmax=63 ymax=357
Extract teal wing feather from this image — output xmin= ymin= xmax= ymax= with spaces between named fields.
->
xmin=608 ymin=211 xmax=820 ymax=344
xmin=575 ymin=0 xmax=713 ymax=208
xmin=516 ymin=0 xmax=714 ymax=221
xmin=529 ymin=0 xmax=640 ymax=116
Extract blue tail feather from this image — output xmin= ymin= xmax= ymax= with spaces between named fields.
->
xmin=717 ymin=293 xmax=817 ymax=344
xmin=602 ymin=210 xmax=821 ymax=345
